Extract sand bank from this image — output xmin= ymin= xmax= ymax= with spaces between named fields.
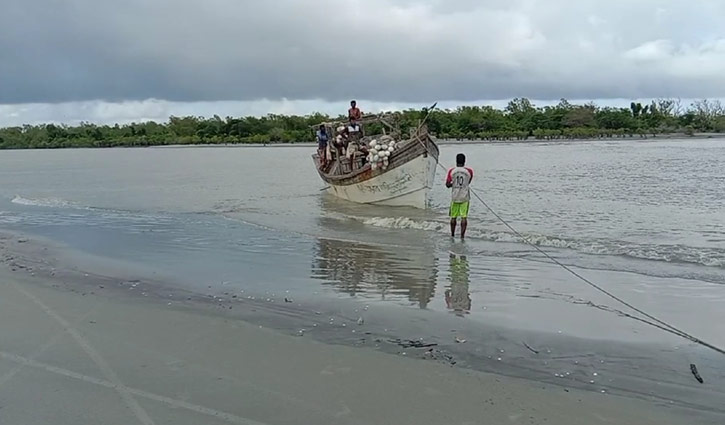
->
xmin=0 ymin=255 xmax=695 ymax=424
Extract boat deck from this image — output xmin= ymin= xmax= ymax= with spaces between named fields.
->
xmin=313 ymin=126 xmax=438 ymax=186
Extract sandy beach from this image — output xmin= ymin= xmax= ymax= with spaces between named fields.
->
xmin=0 ymin=232 xmax=699 ymax=425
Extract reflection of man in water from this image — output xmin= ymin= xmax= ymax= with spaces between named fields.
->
xmin=445 ymin=253 xmax=471 ymax=316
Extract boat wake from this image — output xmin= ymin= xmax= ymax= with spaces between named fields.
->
xmin=357 ymin=215 xmax=725 ymax=269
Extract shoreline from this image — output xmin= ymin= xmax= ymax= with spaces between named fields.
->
xmin=1 ymin=229 xmax=723 ymax=424
xmin=1 ymin=133 xmax=723 ymax=151
xmin=438 ymin=132 xmax=723 ymax=144
xmin=0 ymin=267 xmax=691 ymax=425
xmin=160 ymin=132 xmax=721 ymax=149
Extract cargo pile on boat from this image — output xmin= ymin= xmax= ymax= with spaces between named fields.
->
xmin=367 ymin=136 xmax=397 ymax=170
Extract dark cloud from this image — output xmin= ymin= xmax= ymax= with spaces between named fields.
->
xmin=1 ymin=0 xmax=725 ymax=104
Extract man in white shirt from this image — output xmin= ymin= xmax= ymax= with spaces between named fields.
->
xmin=445 ymin=153 xmax=474 ymax=239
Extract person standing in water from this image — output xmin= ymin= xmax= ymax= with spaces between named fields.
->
xmin=445 ymin=153 xmax=474 ymax=239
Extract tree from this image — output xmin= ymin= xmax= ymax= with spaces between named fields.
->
xmin=505 ymin=98 xmax=543 ymax=132
xmin=596 ymin=108 xmax=634 ymax=129
xmin=713 ymin=117 xmax=725 ymax=133
xmin=538 ymin=99 xmax=574 ymax=130
xmin=268 ymin=127 xmax=285 ymax=142
xmin=690 ymin=99 xmax=725 ymax=130
xmin=3 ymin=98 xmax=725 ymax=150
xmin=654 ymin=98 xmax=677 ymax=117
xmin=564 ymin=105 xmax=596 ymax=128
xmin=168 ymin=116 xmax=198 ymax=137
xmin=505 ymin=98 xmax=535 ymax=115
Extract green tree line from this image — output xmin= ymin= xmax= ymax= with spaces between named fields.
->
xmin=2 ymin=98 xmax=725 ymax=149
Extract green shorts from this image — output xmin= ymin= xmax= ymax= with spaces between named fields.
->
xmin=449 ymin=201 xmax=469 ymax=218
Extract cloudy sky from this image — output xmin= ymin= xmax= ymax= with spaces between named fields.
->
xmin=1 ymin=0 xmax=724 ymax=126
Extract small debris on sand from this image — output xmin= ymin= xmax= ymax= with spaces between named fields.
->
xmin=388 ymin=338 xmax=437 ymax=349
xmin=690 ymin=363 xmax=704 ymax=384
xmin=523 ymin=342 xmax=539 ymax=354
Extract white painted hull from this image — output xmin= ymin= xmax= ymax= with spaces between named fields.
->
xmin=327 ymin=154 xmax=438 ymax=208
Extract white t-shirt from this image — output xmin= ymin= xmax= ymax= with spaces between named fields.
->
xmin=446 ymin=166 xmax=474 ymax=203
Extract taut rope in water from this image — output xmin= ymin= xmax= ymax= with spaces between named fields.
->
xmin=467 ymin=187 xmax=725 ymax=356
xmin=412 ymin=102 xmax=725 ymax=357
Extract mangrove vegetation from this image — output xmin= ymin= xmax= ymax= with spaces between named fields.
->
xmin=2 ymin=98 xmax=725 ymax=149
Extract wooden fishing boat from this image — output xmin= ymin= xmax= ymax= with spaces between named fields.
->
xmin=312 ymin=114 xmax=439 ymax=209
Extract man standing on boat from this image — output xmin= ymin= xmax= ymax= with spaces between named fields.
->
xmin=446 ymin=153 xmax=474 ymax=239
xmin=348 ymin=100 xmax=362 ymax=122
xmin=316 ymin=124 xmax=329 ymax=167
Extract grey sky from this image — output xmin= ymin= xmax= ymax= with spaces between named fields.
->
xmin=1 ymin=0 xmax=724 ymax=124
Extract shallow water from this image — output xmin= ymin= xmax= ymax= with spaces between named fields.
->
xmin=1 ymin=139 xmax=725 ymax=418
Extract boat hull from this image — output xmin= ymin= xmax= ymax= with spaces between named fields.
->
xmin=326 ymin=153 xmax=438 ymax=208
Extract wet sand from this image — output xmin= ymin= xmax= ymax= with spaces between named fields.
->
xmin=0 ymin=233 xmax=701 ymax=425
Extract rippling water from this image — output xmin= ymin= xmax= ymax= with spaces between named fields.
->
xmin=1 ymin=139 xmax=724 ymax=344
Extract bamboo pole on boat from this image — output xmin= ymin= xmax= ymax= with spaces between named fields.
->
xmin=409 ymin=102 xmax=438 ymax=146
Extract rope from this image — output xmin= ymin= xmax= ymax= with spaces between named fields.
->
xmin=466 ymin=186 xmax=725 ymax=356
xmin=410 ymin=103 xmax=725 ymax=356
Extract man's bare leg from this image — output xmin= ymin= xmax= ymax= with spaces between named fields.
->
xmin=460 ymin=218 xmax=468 ymax=239
xmin=450 ymin=218 xmax=457 ymax=237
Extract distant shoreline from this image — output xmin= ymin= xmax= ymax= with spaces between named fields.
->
xmin=1 ymin=132 xmax=722 ymax=151
xmin=149 ymin=132 xmax=723 ymax=149
xmin=4 ymin=97 xmax=724 ymax=151
xmin=440 ymin=132 xmax=723 ymax=144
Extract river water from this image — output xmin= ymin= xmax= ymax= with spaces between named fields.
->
xmin=1 ymin=138 xmax=724 ymax=420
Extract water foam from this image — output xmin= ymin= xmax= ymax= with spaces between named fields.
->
xmin=11 ymin=195 xmax=77 ymax=209
xmin=362 ymin=216 xmax=447 ymax=233
xmin=359 ymin=215 xmax=725 ymax=268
